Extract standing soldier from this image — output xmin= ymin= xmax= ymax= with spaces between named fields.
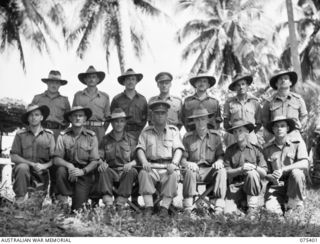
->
xmin=10 ymin=105 xmax=55 ymax=205
xmin=148 ymin=72 xmax=182 ymax=129
xmin=224 ymin=120 xmax=267 ymax=214
xmin=111 ymin=68 xmax=148 ymax=141
xmin=94 ymin=108 xmax=138 ymax=211
xmin=181 ymin=108 xmax=227 ymax=214
xmin=32 ymin=70 xmax=71 ymax=201
xmin=54 ymin=106 xmax=100 ymax=211
xmin=261 ymin=70 xmax=307 ymax=140
xmin=224 ymin=73 xmax=262 ymax=147
xmin=73 ymin=66 xmax=110 ymax=143
xmin=182 ymin=73 xmax=222 ymax=131
xmin=264 ymin=116 xmax=308 ymax=215
xmin=136 ymin=100 xmax=184 ymax=216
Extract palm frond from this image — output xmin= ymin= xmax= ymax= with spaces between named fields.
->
xmin=133 ymin=0 xmax=161 ymax=16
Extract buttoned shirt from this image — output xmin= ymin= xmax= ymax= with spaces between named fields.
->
xmin=223 ymin=94 xmax=261 ymax=130
xmin=10 ymin=127 xmax=55 ymax=163
xmin=54 ymin=127 xmax=99 ymax=166
xmin=72 ymin=88 xmax=110 ymax=122
xmin=99 ymin=131 xmax=137 ymax=168
xmin=263 ymin=139 xmax=308 ymax=173
xmin=111 ymin=91 xmax=147 ymax=132
xmin=32 ymin=91 xmax=70 ymax=126
xmin=148 ymin=95 xmax=182 ymax=128
xmin=136 ymin=124 xmax=184 ymax=161
xmin=262 ymin=92 xmax=307 ymax=130
xmin=182 ymin=93 xmax=222 ymax=131
xmin=182 ymin=129 xmax=224 ymax=166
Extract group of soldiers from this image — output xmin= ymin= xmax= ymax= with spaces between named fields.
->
xmin=9 ymin=65 xmax=309 ymax=217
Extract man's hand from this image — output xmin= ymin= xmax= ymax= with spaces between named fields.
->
xmin=33 ymin=163 xmax=46 ymax=173
xmin=68 ymin=167 xmax=84 ymax=177
xmin=123 ymin=161 xmax=135 ymax=173
xmin=142 ymin=161 xmax=152 ymax=172
xmin=68 ymin=175 xmax=78 ymax=183
xmin=167 ymin=163 xmax=177 ymax=175
xmin=187 ymin=162 xmax=199 ymax=172
xmin=212 ymin=160 xmax=224 ymax=170
xmin=242 ymin=163 xmax=256 ymax=172
xmin=272 ymin=169 xmax=283 ymax=179
xmin=98 ymin=161 xmax=109 ymax=172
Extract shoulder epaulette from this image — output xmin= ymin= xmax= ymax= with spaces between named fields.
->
xmin=143 ymin=125 xmax=154 ymax=131
xmin=209 ymin=129 xmax=220 ymax=135
xmin=60 ymin=128 xmax=72 ymax=135
xmin=248 ymin=95 xmax=259 ymax=101
xmin=263 ymin=139 xmax=275 ymax=149
xmin=16 ymin=128 xmax=27 ymax=134
xmin=99 ymin=91 xmax=109 ymax=98
xmin=168 ymin=124 xmax=179 ymax=131
xmin=85 ymin=129 xmax=96 ymax=136
xmin=290 ymin=92 xmax=302 ymax=99
xmin=148 ymin=96 xmax=158 ymax=103
xmin=183 ymin=131 xmax=193 ymax=139
xmin=43 ymin=128 xmax=54 ymax=134
xmin=171 ymin=95 xmax=182 ymax=102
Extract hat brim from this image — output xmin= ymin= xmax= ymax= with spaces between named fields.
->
xmin=64 ymin=108 xmax=92 ymax=123
xmin=266 ymin=118 xmax=296 ymax=134
xmin=228 ymin=75 xmax=253 ymax=91
xmin=106 ymin=115 xmax=132 ymax=122
xmin=188 ymin=112 xmax=215 ymax=121
xmin=118 ymin=73 xmax=143 ymax=85
xmin=78 ymin=72 xmax=105 ymax=85
xmin=227 ymin=123 xmax=255 ymax=134
xmin=190 ymin=76 xmax=216 ymax=88
xmin=270 ymin=71 xmax=297 ymax=90
xmin=41 ymin=78 xmax=68 ymax=86
xmin=21 ymin=105 xmax=50 ymax=125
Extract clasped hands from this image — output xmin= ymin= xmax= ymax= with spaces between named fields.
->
xmin=186 ymin=159 xmax=224 ymax=172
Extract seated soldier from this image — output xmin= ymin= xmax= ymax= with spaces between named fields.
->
xmin=136 ymin=100 xmax=184 ymax=217
xmin=93 ymin=108 xmax=138 ymax=211
xmin=264 ymin=116 xmax=309 ymax=215
xmin=224 ymin=120 xmax=267 ymax=214
xmin=53 ymin=106 xmax=100 ymax=211
xmin=10 ymin=104 xmax=55 ymax=205
xmin=181 ymin=108 xmax=226 ymax=214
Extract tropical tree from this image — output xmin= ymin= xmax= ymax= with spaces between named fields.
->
xmin=66 ymin=0 xmax=165 ymax=73
xmin=176 ymin=0 xmax=279 ymax=87
xmin=0 ymin=0 xmax=64 ymax=71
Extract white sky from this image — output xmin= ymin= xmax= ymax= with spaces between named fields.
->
xmin=0 ymin=0 xmax=299 ymax=105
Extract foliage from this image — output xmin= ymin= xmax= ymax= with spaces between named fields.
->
xmin=0 ymin=97 xmax=26 ymax=133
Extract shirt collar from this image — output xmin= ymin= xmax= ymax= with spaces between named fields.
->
xmin=83 ymin=88 xmax=100 ymax=97
xmin=191 ymin=92 xmax=208 ymax=100
xmin=26 ymin=126 xmax=44 ymax=135
xmin=157 ymin=94 xmax=172 ymax=101
xmin=109 ymin=130 xmax=127 ymax=141
xmin=122 ymin=90 xmax=140 ymax=99
xmin=275 ymin=92 xmax=292 ymax=101
xmin=44 ymin=90 xmax=61 ymax=98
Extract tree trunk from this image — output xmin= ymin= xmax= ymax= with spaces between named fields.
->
xmin=286 ymin=0 xmax=303 ymax=92
xmin=117 ymin=0 xmax=134 ymax=73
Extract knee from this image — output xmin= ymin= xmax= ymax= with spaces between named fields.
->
xmin=246 ymin=170 xmax=260 ymax=180
xmin=56 ymin=166 xmax=68 ymax=179
xmin=128 ymin=167 xmax=138 ymax=176
xmin=14 ymin=163 xmax=30 ymax=174
xmin=138 ymin=170 xmax=149 ymax=180
xmin=184 ymin=169 xmax=196 ymax=179
xmin=216 ymin=168 xmax=227 ymax=179
xmin=290 ymin=169 xmax=305 ymax=182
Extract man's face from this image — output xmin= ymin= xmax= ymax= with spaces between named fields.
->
xmin=235 ymin=80 xmax=249 ymax=95
xmin=85 ymin=74 xmax=99 ymax=87
xmin=124 ymin=75 xmax=138 ymax=90
xmin=276 ymin=74 xmax=292 ymax=91
xmin=28 ymin=109 xmax=43 ymax=126
xmin=157 ymin=80 xmax=171 ymax=94
xmin=111 ymin=118 xmax=126 ymax=133
xmin=233 ymin=126 xmax=249 ymax=142
xmin=47 ymin=80 xmax=61 ymax=93
xmin=69 ymin=110 xmax=87 ymax=127
xmin=195 ymin=78 xmax=210 ymax=92
xmin=272 ymin=121 xmax=289 ymax=138
xmin=194 ymin=116 xmax=208 ymax=133
xmin=152 ymin=110 xmax=167 ymax=126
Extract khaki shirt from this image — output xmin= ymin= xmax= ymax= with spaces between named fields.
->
xmin=111 ymin=91 xmax=148 ymax=133
xmin=182 ymin=93 xmax=222 ymax=131
xmin=72 ymin=88 xmax=110 ymax=122
xmin=32 ymin=91 xmax=70 ymax=126
xmin=136 ymin=124 xmax=184 ymax=161
xmin=223 ymin=94 xmax=261 ymax=130
xmin=182 ymin=129 xmax=224 ymax=166
xmin=99 ymin=131 xmax=137 ymax=168
xmin=262 ymin=92 xmax=307 ymax=130
xmin=54 ymin=128 xmax=99 ymax=166
xmin=263 ymin=139 xmax=308 ymax=173
xmin=10 ymin=127 xmax=55 ymax=163
xmin=148 ymin=95 xmax=182 ymax=128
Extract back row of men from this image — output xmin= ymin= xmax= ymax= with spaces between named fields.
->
xmin=10 ymin=65 xmax=308 ymax=217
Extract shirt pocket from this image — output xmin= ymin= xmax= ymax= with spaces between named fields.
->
xmin=104 ymin=144 xmax=115 ymax=161
xmin=287 ymin=100 xmax=300 ymax=118
xmin=205 ymin=142 xmax=216 ymax=163
xmin=284 ymin=151 xmax=295 ymax=166
xmin=269 ymin=102 xmax=282 ymax=117
xmin=78 ymin=143 xmax=92 ymax=162
xmin=22 ymin=144 xmax=33 ymax=159
xmin=120 ymin=144 xmax=131 ymax=162
xmin=189 ymin=143 xmax=199 ymax=161
xmin=37 ymin=144 xmax=50 ymax=162
xmin=129 ymin=103 xmax=143 ymax=123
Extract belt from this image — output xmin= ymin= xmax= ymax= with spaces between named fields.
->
xmin=149 ymin=159 xmax=172 ymax=164
xmin=85 ymin=121 xmax=105 ymax=127
xmin=42 ymin=121 xmax=65 ymax=130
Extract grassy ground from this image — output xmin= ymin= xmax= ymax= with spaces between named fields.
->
xmin=1 ymin=187 xmax=320 ymax=237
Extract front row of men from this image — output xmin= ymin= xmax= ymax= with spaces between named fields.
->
xmin=10 ymin=100 xmax=308 ymax=216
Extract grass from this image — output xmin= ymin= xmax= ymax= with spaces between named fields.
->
xmin=1 ymin=187 xmax=320 ymax=237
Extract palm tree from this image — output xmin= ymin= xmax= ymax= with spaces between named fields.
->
xmin=0 ymin=0 xmax=63 ymax=71
xmin=66 ymin=0 xmax=165 ymax=73
xmin=176 ymin=0 xmax=278 ymax=86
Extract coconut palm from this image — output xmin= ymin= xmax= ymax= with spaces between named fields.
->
xmin=66 ymin=0 xmax=165 ymax=73
xmin=0 ymin=0 xmax=63 ymax=71
xmin=176 ymin=0 xmax=278 ymax=86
